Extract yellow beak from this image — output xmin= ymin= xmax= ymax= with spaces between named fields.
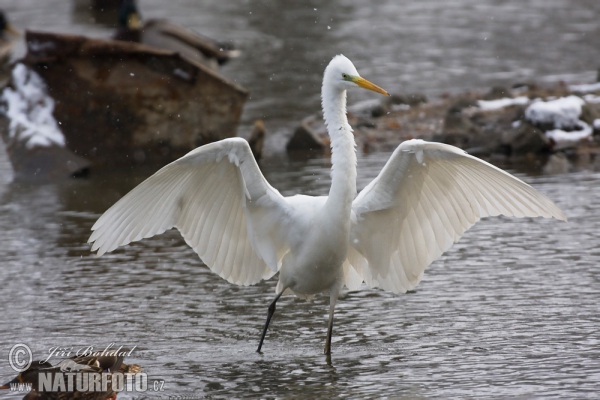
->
xmin=352 ymin=76 xmax=390 ymax=96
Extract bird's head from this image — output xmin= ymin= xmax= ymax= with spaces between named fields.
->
xmin=324 ymin=54 xmax=389 ymax=96
xmin=118 ymin=0 xmax=143 ymax=30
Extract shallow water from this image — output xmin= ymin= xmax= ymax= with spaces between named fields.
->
xmin=0 ymin=0 xmax=599 ymax=398
xmin=1 ymin=155 xmax=599 ymax=398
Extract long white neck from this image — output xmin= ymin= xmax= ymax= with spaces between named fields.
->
xmin=322 ymin=81 xmax=357 ymax=217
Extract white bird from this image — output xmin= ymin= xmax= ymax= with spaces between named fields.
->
xmin=88 ymin=55 xmax=566 ymax=355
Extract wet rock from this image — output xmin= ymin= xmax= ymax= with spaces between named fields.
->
xmin=512 ymin=81 xmax=538 ymax=91
xmin=370 ymin=104 xmax=387 ymax=118
xmin=483 ymin=86 xmax=512 ymax=100
xmin=543 ymin=153 xmax=570 ymax=175
xmin=286 ymin=117 xmax=327 ymax=152
xmin=580 ymin=103 xmax=600 ymax=126
xmin=0 ymin=114 xmax=89 ymax=181
xmin=388 ymin=94 xmax=408 ymax=105
xmin=594 ymin=120 xmax=600 ymax=135
xmin=469 ymin=104 xmax=526 ymax=153
xmin=355 ymin=119 xmax=377 ymax=129
xmin=22 ymin=30 xmax=248 ymax=167
xmin=432 ymin=131 xmax=472 ymax=148
xmin=505 ymin=122 xmax=550 ymax=155
xmin=371 ymin=93 xmax=427 ymax=118
xmin=444 ymin=112 xmax=480 ymax=135
xmin=372 ymin=95 xmax=403 ymax=118
xmin=5 ymin=139 xmax=90 ymax=180
xmin=408 ymin=93 xmax=427 ymax=106
xmin=435 ymin=103 xmax=483 ymax=148
xmin=433 ymin=113 xmax=479 ymax=148
xmin=292 ymin=77 xmax=600 ymax=165
xmin=0 ymin=65 xmax=90 ymax=180
xmin=448 ymin=98 xmax=478 ymax=113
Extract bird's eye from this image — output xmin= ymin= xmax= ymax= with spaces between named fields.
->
xmin=342 ymin=73 xmax=348 ymax=79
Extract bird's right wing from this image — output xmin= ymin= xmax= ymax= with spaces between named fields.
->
xmin=347 ymin=139 xmax=566 ymax=293
xmin=89 ymin=138 xmax=291 ymax=286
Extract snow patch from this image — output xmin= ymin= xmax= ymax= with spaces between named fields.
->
xmin=525 ymin=96 xmax=592 ymax=142
xmin=583 ymin=94 xmax=600 ymax=104
xmin=28 ymin=40 xmax=57 ymax=53
xmin=525 ymin=96 xmax=584 ymax=129
xmin=477 ymin=96 xmax=529 ymax=111
xmin=545 ymin=123 xmax=593 ymax=142
xmin=569 ymin=82 xmax=600 ymax=93
xmin=1 ymin=64 xmax=65 ymax=149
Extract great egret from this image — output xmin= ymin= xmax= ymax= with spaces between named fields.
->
xmin=88 ymin=55 xmax=566 ymax=355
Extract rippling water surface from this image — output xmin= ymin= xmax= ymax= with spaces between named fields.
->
xmin=0 ymin=0 xmax=599 ymax=398
xmin=1 ymin=156 xmax=599 ymax=398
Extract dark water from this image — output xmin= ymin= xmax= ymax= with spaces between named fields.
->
xmin=0 ymin=0 xmax=600 ymax=398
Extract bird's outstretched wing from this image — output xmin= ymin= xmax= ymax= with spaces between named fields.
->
xmin=347 ymin=139 xmax=566 ymax=293
xmin=89 ymin=138 xmax=291 ymax=286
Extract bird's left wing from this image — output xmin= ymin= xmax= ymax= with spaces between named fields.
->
xmin=89 ymin=138 xmax=291 ymax=286
xmin=347 ymin=139 xmax=566 ymax=293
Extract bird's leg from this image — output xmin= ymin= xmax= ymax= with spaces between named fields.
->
xmin=324 ymin=283 xmax=341 ymax=355
xmin=324 ymin=299 xmax=336 ymax=355
xmin=257 ymin=290 xmax=285 ymax=353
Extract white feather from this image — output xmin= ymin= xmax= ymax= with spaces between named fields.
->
xmin=89 ymin=138 xmax=291 ymax=286
xmin=349 ymin=139 xmax=566 ymax=293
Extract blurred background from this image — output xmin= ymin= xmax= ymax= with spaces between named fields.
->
xmin=0 ymin=1 xmax=599 ymax=398
xmin=2 ymin=0 xmax=599 ymax=141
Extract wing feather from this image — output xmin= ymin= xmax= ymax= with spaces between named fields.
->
xmin=221 ymin=192 xmax=243 ymax=280
xmin=348 ymin=139 xmax=566 ymax=293
xmin=89 ymin=138 xmax=291 ymax=286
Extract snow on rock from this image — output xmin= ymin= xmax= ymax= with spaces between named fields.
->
xmin=525 ymin=96 xmax=584 ymax=129
xmin=477 ymin=96 xmax=529 ymax=111
xmin=545 ymin=123 xmax=592 ymax=142
xmin=525 ymin=96 xmax=592 ymax=142
xmin=583 ymin=94 xmax=600 ymax=104
xmin=569 ymin=82 xmax=600 ymax=93
xmin=1 ymin=64 xmax=66 ymax=149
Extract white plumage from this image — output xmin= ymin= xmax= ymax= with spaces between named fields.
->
xmin=89 ymin=55 xmax=566 ymax=354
